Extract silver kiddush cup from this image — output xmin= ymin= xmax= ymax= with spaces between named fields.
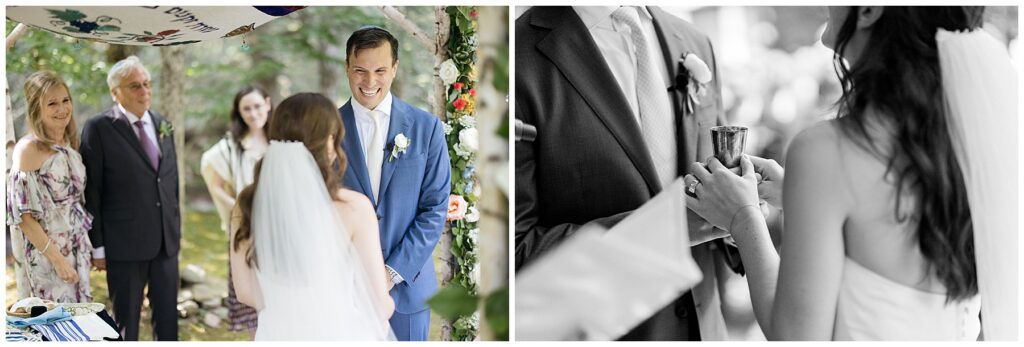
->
xmin=710 ymin=126 xmax=748 ymax=168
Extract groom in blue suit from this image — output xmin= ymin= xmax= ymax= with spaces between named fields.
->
xmin=338 ymin=27 xmax=451 ymax=341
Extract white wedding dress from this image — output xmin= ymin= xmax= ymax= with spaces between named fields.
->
xmin=833 ymin=258 xmax=981 ymax=340
xmin=833 ymin=28 xmax=1017 ymax=341
xmin=250 ymin=141 xmax=394 ymax=341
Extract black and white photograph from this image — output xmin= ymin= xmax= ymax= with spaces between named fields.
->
xmin=514 ymin=5 xmax=1018 ymax=341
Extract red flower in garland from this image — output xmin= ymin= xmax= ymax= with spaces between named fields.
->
xmin=453 ymin=98 xmax=467 ymax=110
xmin=470 ymin=10 xmax=478 ymax=18
xmin=469 ymin=89 xmax=476 ymax=97
xmin=454 ymin=82 xmax=464 ymax=90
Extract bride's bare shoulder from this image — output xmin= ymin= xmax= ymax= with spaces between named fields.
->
xmin=787 ymin=121 xmax=842 ymax=164
xmin=333 ymin=189 xmax=375 ymax=217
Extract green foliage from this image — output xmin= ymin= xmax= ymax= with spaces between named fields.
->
xmin=426 ymin=283 xmax=478 ymax=320
xmin=6 ymin=22 xmax=114 ymax=115
xmin=483 ymin=285 xmax=509 ymax=341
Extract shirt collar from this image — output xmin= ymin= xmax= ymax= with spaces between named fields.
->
xmin=351 ymin=91 xmax=394 ymax=118
xmin=574 ymin=6 xmax=654 ymax=31
xmin=117 ymin=103 xmax=152 ymax=125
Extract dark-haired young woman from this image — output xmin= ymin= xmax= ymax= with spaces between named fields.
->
xmin=684 ymin=6 xmax=1016 ymax=340
xmin=200 ymin=84 xmax=272 ymax=338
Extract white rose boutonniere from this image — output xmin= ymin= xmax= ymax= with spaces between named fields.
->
xmin=679 ymin=52 xmax=713 ymax=114
xmin=390 ymin=133 xmax=410 ymax=162
xmin=439 ymin=59 xmax=459 ymax=86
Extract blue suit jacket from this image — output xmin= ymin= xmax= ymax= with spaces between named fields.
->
xmin=340 ymin=97 xmax=451 ymax=314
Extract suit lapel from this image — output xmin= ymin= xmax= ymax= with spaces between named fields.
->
xmin=377 ymin=98 xmax=412 ymax=208
xmin=534 ymin=7 xmax=661 ymax=194
xmin=151 ymin=112 xmax=170 ymax=173
xmin=649 ymin=6 xmax=704 ymax=171
xmin=107 ymin=106 xmax=157 ymax=173
xmin=340 ymin=103 xmax=374 ymax=202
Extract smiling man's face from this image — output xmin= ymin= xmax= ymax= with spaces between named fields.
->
xmin=346 ymin=42 xmax=398 ymax=110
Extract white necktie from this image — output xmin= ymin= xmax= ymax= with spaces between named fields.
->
xmin=612 ymin=6 xmax=677 ymax=188
xmin=367 ymin=110 xmax=385 ymax=202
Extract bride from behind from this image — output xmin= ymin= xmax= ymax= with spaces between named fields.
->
xmin=686 ymin=6 xmax=1016 ymax=341
xmin=228 ymin=92 xmax=395 ymax=340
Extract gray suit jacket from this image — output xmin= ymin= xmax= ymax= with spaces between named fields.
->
xmin=515 ymin=6 xmax=730 ymax=340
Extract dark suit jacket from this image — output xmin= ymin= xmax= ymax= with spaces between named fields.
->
xmin=81 ymin=106 xmax=180 ymax=261
xmin=515 ymin=6 xmax=729 ymax=340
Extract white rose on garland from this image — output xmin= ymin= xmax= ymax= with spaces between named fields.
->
xmin=466 ymin=206 xmax=480 ymax=223
xmin=453 ymin=143 xmax=473 ymax=158
xmin=439 ymin=59 xmax=459 ymax=86
xmin=457 ymin=114 xmax=476 ymax=128
xmin=459 ymin=128 xmax=479 ymax=152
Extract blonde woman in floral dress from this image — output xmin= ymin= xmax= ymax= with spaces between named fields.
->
xmin=7 ymin=71 xmax=93 ymax=303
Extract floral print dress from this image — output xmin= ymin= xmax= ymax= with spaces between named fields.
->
xmin=6 ymin=144 xmax=94 ymax=303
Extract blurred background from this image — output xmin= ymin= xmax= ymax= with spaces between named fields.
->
xmin=5 ymin=5 xmax=509 ymax=341
xmin=514 ymin=5 xmax=1018 ymax=341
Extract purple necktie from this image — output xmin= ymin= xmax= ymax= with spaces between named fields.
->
xmin=133 ymin=120 xmax=160 ymax=170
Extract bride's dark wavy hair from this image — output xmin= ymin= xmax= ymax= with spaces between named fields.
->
xmin=831 ymin=6 xmax=984 ymax=302
xmin=233 ymin=93 xmax=347 ymax=268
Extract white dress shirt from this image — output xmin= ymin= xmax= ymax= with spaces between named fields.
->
xmin=350 ymin=92 xmax=405 ymax=285
xmin=351 ymin=92 xmax=394 ymax=162
xmin=573 ymin=6 xmax=674 ymax=126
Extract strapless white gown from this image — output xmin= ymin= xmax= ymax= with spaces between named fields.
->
xmin=833 ymin=258 xmax=981 ymax=341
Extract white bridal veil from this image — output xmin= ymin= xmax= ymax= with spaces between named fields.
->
xmin=250 ymin=140 xmax=393 ymax=340
xmin=937 ymin=28 xmax=1018 ymax=341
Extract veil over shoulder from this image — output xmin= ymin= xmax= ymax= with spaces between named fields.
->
xmin=249 ymin=140 xmax=393 ymax=340
xmin=937 ymin=28 xmax=1018 ymax=341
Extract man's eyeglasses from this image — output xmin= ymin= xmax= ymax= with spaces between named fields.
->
xmin=120 ymin=81 xmax=152 ymax=92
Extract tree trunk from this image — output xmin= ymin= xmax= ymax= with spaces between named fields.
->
xmin=158 ymin=46 xmax=187 ymax=221
xmin=6 ymin=24 xmax=32 ymax=172
xmin=474 ymin=6 xmax=510 ymax=341
xmin=428 ymin=6 xmax=455 ymax=341
xmin=106 ymin=44 xmax=139 ymax=64
xmin=247 ymin=33 xmax=280 ymax=102
xmin=317 ymin=42 xmax=340 ymax=103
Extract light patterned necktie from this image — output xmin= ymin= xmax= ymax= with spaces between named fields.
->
xmin=367 ymin=110 xmax=385 ymax=202
xmin=611 ymin=6 xmax=677 ymax=188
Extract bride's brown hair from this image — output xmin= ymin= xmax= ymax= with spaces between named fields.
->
xmin=233 ymin=92 xmax=347 ymax=268
xmin=831 ymin=6 xmax=984 ymax=302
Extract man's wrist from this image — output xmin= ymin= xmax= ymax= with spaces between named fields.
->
xmin=386 ymin=265 xmax=404 ymax=285
xmin=92 ymin=246 xmax=105 ymax=259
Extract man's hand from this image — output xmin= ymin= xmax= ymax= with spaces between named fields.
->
xmin=687 ymin=209 xmax=730 ymax=246
xmin=92 ymin=258 xmax=106 ymax=271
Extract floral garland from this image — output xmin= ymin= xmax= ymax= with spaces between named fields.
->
xmin=440 ymin=6 xmax=480 ymax=341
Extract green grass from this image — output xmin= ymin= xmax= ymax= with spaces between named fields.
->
xmin=7 ymin=209 xmax=443 ymax=341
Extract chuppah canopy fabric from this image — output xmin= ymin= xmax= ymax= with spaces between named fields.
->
xmin=6 ymin=6 xmax=303 ymax=46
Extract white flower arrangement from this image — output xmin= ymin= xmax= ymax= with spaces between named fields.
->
xmin=439 ymin=59 xmax=459 ymax=86
xmin=457 ymin=114 xmax=476 ymax=128
xmin=453 ymin=143 xmax=472 ymax=158
xmin=443 ymin=121 xmax=454 ymax=135
xmin=466 ymin=207 xmax=480 ymax=223
xmin=458 ymin=128 xmax=478 ymax=152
